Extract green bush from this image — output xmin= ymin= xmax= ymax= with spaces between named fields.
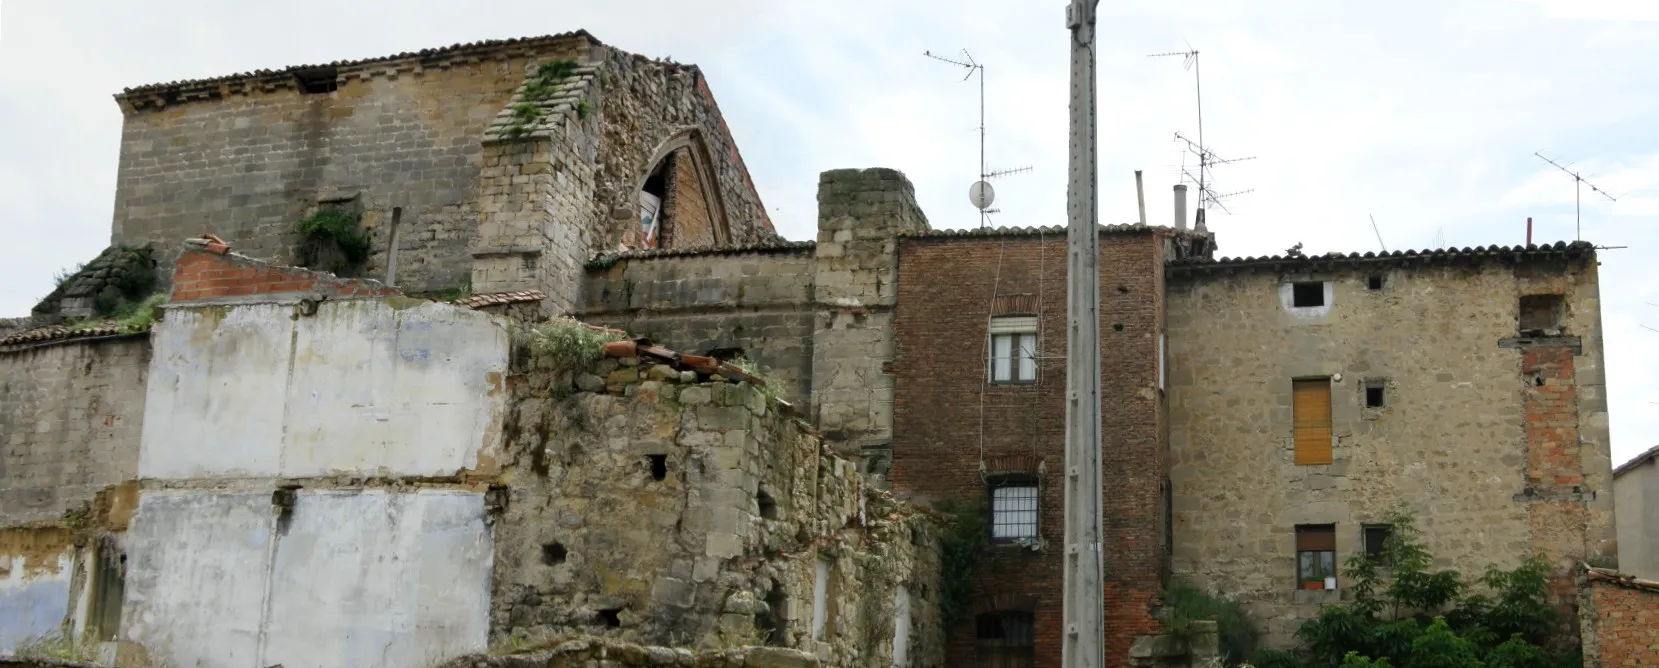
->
xmin=296 ymin=209 xmax=371 ymax=273
xmin=1162 ymin=577 xmax=1260 ymax=663
xmin=933 ymin=496 xmax=988 ymax=630
xmin=1268 ymin=507 xmax=1568 ymax=668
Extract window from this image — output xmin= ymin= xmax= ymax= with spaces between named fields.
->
xmin=990 ymin=483 xmax=1039 ymax=541
xmin=1367 ymin=274 xmax=1385 ymax=290
xmin=1296 ymin=524 xmax=1337 ymax=590
xmin=294 ymin=67 xmax=339 ymax=94
xmin=1292 ymin=282 xmax=1325 ymax=307
xmin=975 ymin=611 xmax=1035 ymax=668
xmin=1518 ymin=294 xmax=1565 ymax=333
xmin=989 ymin=316 xmax=1038 ymax=384
xmin=1364 ymin=380 xmax=1386 ymax=408
xmin=1363 ymin=525 xmax=1394 ymax=565
xmin=1292 ymin=378 xmax=1333 ymax=465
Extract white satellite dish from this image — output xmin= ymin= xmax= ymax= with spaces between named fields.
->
xmin=969 ymin=180 xmax=996 ymax=211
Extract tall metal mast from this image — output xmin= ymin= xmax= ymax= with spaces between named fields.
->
xmin=1063 ymin=1 xmax=1105 ymax=667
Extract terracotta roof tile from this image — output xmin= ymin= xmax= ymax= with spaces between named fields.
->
xmin=1614 ymin=444 xmax=1659 ymax=479
xmin=1168 ymin=241 xmax=1595 ymax=276
xmin=451 ymin=290 xmax=547 ymax=310
xmin=899 ymin=223 xmax=1211 ymax=240
xmin=590 ymin=240 xmax=816 ymax=263
xmin=1585 ymin=566 xmax=1659 ymax=593
xmin=0 ymin=322 xmax=148 ymax=350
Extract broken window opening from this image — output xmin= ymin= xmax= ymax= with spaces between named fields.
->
xmin=1363 ymin=525 xmax=1394 ymax=566
xmin=975 ymin=611 xmax=1036 ymax=668
xmin=295 ymin=67 xmax=339 ymax=94
xmin=1292 ymin=282 xmax=1326 ymax=308
xmin=1364 ymin=380 xmax=1386 ymax=408
xmin=1367 ymin=274 xmax=1385 ymax=291
xmin=647 ymin=455 xmax=668 ymax=482
xmin=1518 ymin=294 xmax=1565 ymax=334
xmin=1296 ymin=524 xmax=1337 ymax=590
xmin=638 ymin=158 xmax=671 ymax=249
xmin=757 ymin=489 xmax=779 ymax=520
xmin=989 ymin=479 xmax=1039 ymax=542
xmin=758 ymin=582 xmax=789 ymax=646
xmin=541 ymin=542 xmax=568 ymax=565
xmin=597 ymin=608 xmax=623 ymax=627
xmin=988 ymin=316 xmax=1038 ymax=385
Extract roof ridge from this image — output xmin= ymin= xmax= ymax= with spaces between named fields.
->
xmin=899 ymin=222 xmax=1212 ymax=239
xmin=1168 ymin=240 xmax=1595 ymax=272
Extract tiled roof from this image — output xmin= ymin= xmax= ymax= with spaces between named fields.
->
xmin=1168 ymin=241 xmax=1595 ymax=275
xmin=451 ymin=290 xmax=547 ymax=310
xmin=900 ymin=223 xmax=1212 ymax=240
xmin=117 ymin=31 xmax=603 ymax=99
xmin=1585 ymin=566 xmax=1659 ymax=593
xmin=1614 ymin=444 xmax=1659 ymax=479
xmin=590 ymin=240 xmax=817 ymax=263
xmin=0 ymin=322 xmax=149 ymax=351
xmin=484 ymin=63 xmax=603 ymax=141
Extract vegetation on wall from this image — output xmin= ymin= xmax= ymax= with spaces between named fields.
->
xmin=34 ymin=244 xmax=159 ymax=319
xmin=934 ymin=496 xmax=990 ymax=630
xmin=1246 ymin=507 xmax=1573 ymax=668
xmin=1162 ymin=577 xmax=1261 ymax=664
xmin=503 ymin=59 xmax=580 ymax=139
xmin=296 ymin=209 xmax=371 ymax=275
xmin=514 ymin=316 xmax=625 ymax=373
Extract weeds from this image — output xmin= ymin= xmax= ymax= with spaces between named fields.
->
xmin=515 ymin=317 xmax=624 ymax=372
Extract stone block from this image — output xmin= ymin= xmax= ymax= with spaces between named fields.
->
xmin=705 ymin=532 xmax=743 ymax=558
xmin=652 ymin=576 xmax=697 ymax=608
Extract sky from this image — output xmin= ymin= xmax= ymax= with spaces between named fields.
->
xmin=0 ymin=0 xmax=1653 ymax=465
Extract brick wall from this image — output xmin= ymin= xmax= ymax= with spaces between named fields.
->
xmin=1580 ymin=569 xmax=1659 ymax=666
xmin=891 ymin=230 xmax=1169 ymax=668
xmin=662 ymin=149 xmax=717 ymax=248
xmin=0 ymin=337 xmax=149 ymax=526
xmin=170 ymin=244 xmax=399 ymax=304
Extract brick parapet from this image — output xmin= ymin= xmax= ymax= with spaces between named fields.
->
xmin=169 ymin=242 xmax=400 ymax=304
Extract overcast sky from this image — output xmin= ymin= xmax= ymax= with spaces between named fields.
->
xmin=0 ymin=0 xmax=1653 ymax=464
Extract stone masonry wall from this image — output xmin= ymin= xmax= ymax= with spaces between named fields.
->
xmin=1164 ymin=254 xmax=1615 ymax=649
xmin=578 ymin=246 xmax=818 ymax=404
xmin=890 ymin=229 xmax=1171 ymax=668
xmin=111 ymin=37 xmax=594 ymax=293
xmin=491 ymin=348 xmax=943 ymax=667
xmin=0 ymin=337 xmax=148 ymax=526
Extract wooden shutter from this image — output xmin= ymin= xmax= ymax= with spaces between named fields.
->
xmin=1295 ymin=525 xmax=1336 ymax=552
xmin=1292 ymin=379 xmax=1333 ymax=465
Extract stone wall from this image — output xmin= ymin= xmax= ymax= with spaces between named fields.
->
xmin=890 ymin=227 xmax=1180 ymax=668
xmin=0 ymin=337 xmax=148 ymax=526
xmin=108 ymin=33 xmax=775 ymax=302
xmin=491 ymin=345 xmax=943 ymax=667
xmin=1579 ymin=567 xmax=1659 ymax=667
xmin=1614 ymin=447 xmax=1659 ymax=579
xmin=578 ymin=245 xmax=817 ymax=404
xmin=1164 ymin=247 xmax=1616 ymax=649
xmin=439 ymin=638 xmax=822 ymax=668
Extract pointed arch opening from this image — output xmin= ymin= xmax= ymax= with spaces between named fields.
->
xmin=626 ymin=128 xmax=732 ymax=249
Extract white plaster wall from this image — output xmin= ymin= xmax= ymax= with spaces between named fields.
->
xmin=123 ymin=489 xmax=491 ymax=668
xmin=140 ymin=299 xmax=508 ymax=480
xmin=0 ymin=552 xmax=73 ymax=655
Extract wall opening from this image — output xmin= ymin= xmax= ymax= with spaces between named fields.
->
xmin=294 ymin=67 xmax=340 ymax=94
xmin=637 ymin=158 xmax=671 ymax=249
xmin=647 ymin=455 xmax=668 ymax=481
xmin=541 ymin=542 xmax=568 ymax=565
xmin=1292 ymin=282 xmax=1326 ymax=307
xmin=975 ymin=611 xmax=1035 ymax=667
xmin=90 ymin=545 xmax=126 ymax=642
xmin=1363 ymin=524 xmax=1394 ymax=565
xmin=1364 ymin=380 xmax=1386 ymax=408
xmin=1367 ymin=274 xmax=1385 ymax=290
xmin=757 ymin=489 xmax=779 ymax=520
xmin=597 ymin=608 xmax=623 ymax=628
xmin=758 ymin=581 xmax=789 ymax=646
xmin=1519 ymin=294 xmax=1565 ymax=334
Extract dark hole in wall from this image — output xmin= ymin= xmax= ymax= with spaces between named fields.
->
xmin=542 ymin=543 xmax=568 ymax=565
xmin=705 ymin=347 xmax=746 ymax=362
xmin=1367 ymin=275 xmax=1385 ymax=290
xmin=1519 ymin=294 xmax=1565 ymax=333
xmin=597 ymin=608 xmax=623 ymax=627
xmin=1292 ymin=282 xmax=1325 ymax=307
xmin=648 ymin=455 xmax=668 ymax=481
xmin=294 ymin=67 xmax=339 ymax=94
xmin=1534 ymin=375 xmax=1546 ymax=387
xmin=1112 ymin=323 xmax=1124 ymax=332
xmin=758 ymin=582 xmax=788 ymax=646
xmin=757 ymin=489 xmax=778 ymax=520
xmin=1365 ymin=382 xmax=1386 ymax=408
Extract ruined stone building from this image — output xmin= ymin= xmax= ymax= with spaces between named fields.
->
xmin=0 ymin=30 xmax=1637 ymax=668
xmin=1614 ymin=444 xmax=1658 ymax=579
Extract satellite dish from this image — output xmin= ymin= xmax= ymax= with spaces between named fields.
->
xmin=969 ymin=180 xmax=996 ymax=211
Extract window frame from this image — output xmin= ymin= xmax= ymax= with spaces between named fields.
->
xmin=987 ymin=316 xmax=1039 ymax=385
xmin=988 ymin=476 xmax=1040 ymax=544
xmin=1363 ymin=524 xmax=1394 ymax=567
xmin=1295 ymin=524 xmax=1338 ymax=590
xmin=974 ymin=610 xmax=1036 ymax=668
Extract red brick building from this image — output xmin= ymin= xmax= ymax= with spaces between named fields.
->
xmin=889 ymin=225 xmax=1213 ymax=667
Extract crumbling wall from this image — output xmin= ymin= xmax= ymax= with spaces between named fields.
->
xmin=0 ymin=337 xmax=148 ymax=526
xmin=1579 ymin=567 xmax=1659 ymax=667
xmin=1165 ymin=249 xmax=1614 ymax=648
xmin=578 ymin=245 xmax=817 ymax=404
xmin=490 ymin=345 xmax=943 ymax=667
xmin=0 ymin=528 xmax=75 ymax=655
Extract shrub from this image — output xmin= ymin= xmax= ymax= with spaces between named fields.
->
xmin=1163 ymin=577 xmax=1261 ymax=663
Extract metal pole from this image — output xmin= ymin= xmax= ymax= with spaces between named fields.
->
xmin=1063 ymin=2 xmax=1105 ymax=667
xmin=1135 ymin=170 xmax=1147 ymax=226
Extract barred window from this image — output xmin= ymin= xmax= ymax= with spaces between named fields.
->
xmin=976 ymin=611 xmax=1035 ymax=668
xmin=990 ymin=485 xmax=1039 ymax=541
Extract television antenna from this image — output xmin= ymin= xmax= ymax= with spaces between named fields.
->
xmin=1152 ymin=47 xmax=1254 ymax=227
xmin=1533 ymin=152 xmax=1617 ymax=241
xmin=1369 ymin=214 xmax=1388 ymax=252
xmin=925 ymin=48 xmax=1033 ymax=228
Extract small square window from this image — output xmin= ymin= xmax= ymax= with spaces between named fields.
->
xmin=1367 ymin=275 xmax=1385 ymax=290
xmin=1292 ymin=282 xmax=1325 ymax=308
xmin=1363 ymin=525 xmax=1393 ymax=565
xmin=990 ymin=484 xmax=1038 ymax=541
xmin=1364 ymin=381 xmax=1385 ymax=408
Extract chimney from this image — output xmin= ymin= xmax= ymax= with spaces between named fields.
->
xmin=1173 ymin=184 xmax=1188 ymax=230
xmin=1526 ymin=217 xmax=1533 ymax=247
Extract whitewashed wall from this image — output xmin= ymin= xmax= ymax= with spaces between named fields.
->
xmin=139 ymin=299 xmax=509 ymax=480
xmin=123 ymin=489 xmax=491 ymax=668
xmin=0 ymin=550 xmax=73 ymax=655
